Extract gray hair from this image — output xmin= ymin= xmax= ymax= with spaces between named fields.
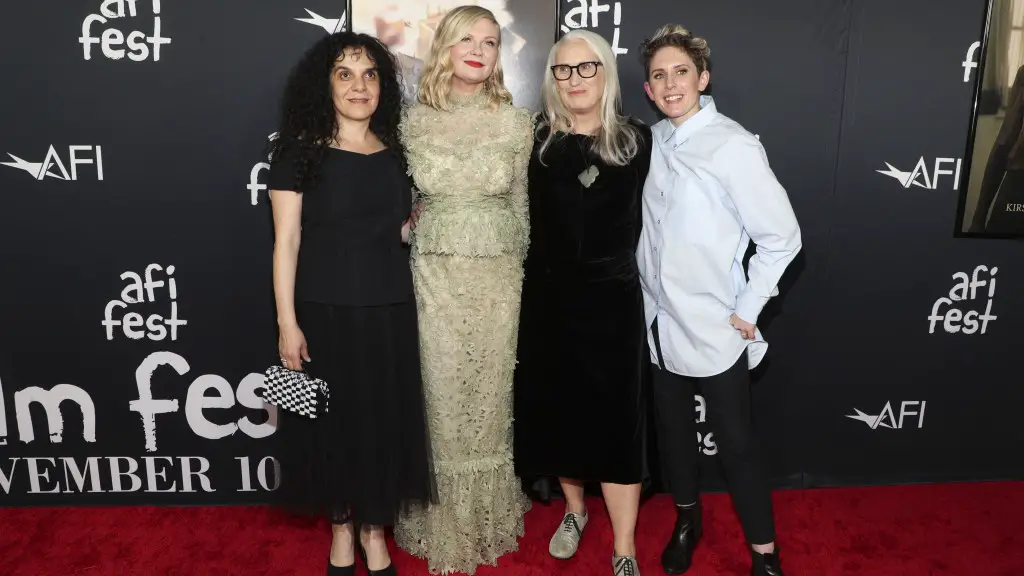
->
xmin=536 ymin=30 xmax=641 ymax=167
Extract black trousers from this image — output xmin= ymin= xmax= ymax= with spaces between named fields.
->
xmin=650 ymin=319 xmax=776 ymax=545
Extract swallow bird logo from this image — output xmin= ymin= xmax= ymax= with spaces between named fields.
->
xmin=875 ymin=163 xmax=921 ymax=188
xmin=2 ymin=153 xmax=67 ymax=180
xmin=295 ymin=8 xmax=347 ymax=34
xmin=876 ymin=157 xmax=961 ymax=190
xmin=846 ymin=401 xmax=926 ymax=430
xmin=846 ymin=408 xmax=894 ymax=429
xmin=1 ymin=145 xmax=104 ymax=181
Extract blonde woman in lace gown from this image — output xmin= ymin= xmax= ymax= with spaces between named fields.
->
xmin=393 ymin=5 xmax=533 ymax=575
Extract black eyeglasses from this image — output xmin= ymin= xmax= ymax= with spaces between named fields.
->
xmin=550 ymin=61 xmax=602 ymax=81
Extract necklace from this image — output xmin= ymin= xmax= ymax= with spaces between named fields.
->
xmin=574 ymin=133 xmax=599 ymax=188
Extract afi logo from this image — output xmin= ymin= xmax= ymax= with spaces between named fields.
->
xmin=248 ymin=132 xmax=279 ymax=206
xmin=295 ymin=8 xmax=347 ymax=34
xmin=963 ymin=41 xmax=981 ymax=82
xmin=561 ymin=0 xmax=628 ymax=56
xmin=1 ymin=145 xmax=104 ymax=181
xmin=877 ymin=157 xmax=961 ymax=190
xmin=928 ymin=265 xmax=998 ymax=335
xmin=847 ymin=401 xmax=926 ymax=430
xmin=80 ymin=0 xmax=171 ymax=62
xmin=102 ymin=263 xmax=187 ymax=341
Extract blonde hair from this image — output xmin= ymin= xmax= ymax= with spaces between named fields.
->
xmin=640 ymin=24 xmax=711 ymax=77
xmin=537 ymin=30 xmax=640 ymax=167
xmin=417 ymin=5 xmax=514 ymax=111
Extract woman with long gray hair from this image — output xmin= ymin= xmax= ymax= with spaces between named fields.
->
xmin=513 ymin=29 xmax=652 ymax=576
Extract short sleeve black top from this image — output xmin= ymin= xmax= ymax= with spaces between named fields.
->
xmin=267 ymin=144 xmax=414 ymax=306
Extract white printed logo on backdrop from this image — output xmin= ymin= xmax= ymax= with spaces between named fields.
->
xmin=103 ymin=263 xmax=187 ymax=341
xmin=963 ymin=41 xmax=981 ymax=82
xmin=561 ymin=0 xmax=628 ymax=57
xmin=927 ymin=264 xmax=998 ymax=334
xmin=248 ymin=133 xmax=279 ymax=206
xmin=295 ymin=8 xmax=347 ymax=34
xmin=101 ymin=263 xmax=273 ymax=444
xmin=694 ymin=395 xmax=718 ymax=456
xmin=1 ymin=146 xmax=104 ymax=181
xmin=876 ymin=157 xmax=962 ymax=190
xmin=0 ymin=377 xmax=97 ymax=447
xmin=847 ymin=401 xmax=926 ymax=430
xmin=80 ymin=0 xmax=171 ymax=62
xmin=0 ymin=262 xmax=279 ymax=497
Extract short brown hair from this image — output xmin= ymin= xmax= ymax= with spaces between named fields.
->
xmin=640 ymin=24 xmax=711 ymax=78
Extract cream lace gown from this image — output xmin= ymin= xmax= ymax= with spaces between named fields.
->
xmin=394 ymin=90 xmax=533 ymax=575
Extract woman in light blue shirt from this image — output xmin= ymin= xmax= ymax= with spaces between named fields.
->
xmin=636 ymin=24 xmax=801 ymax=576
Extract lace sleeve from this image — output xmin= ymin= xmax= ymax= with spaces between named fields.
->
xmin=510 ymin=108 xmax=535 ymax=257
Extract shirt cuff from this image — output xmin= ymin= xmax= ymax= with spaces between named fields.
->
xmin=734 ymin=291 xmax=769 ymax=326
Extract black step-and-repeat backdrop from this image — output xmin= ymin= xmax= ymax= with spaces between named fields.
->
xmin=0 ymin=0 xmax=1021 ymax=507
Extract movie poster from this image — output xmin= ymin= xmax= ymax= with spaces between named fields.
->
xmin=351 ymin=0 xmax=556 ymax=111
xmin=958 ymin=0 xmax=1024 ymax=237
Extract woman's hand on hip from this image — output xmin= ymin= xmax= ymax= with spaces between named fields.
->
xmin=729 ymin=314 xmax=756 ymax=340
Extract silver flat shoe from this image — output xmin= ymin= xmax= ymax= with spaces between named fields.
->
xmin=613 ymin=555 xmax=639 ymax=576
xmin=549 ymin=511 xmax=588 ymax=559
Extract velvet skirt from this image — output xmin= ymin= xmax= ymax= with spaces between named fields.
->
xmin=512 ymin=256 xmax=646 ymax=485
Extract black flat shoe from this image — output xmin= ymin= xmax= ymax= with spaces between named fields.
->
xmin=751 ymin=547 xmax=785 ymax=576
xmin=661 ymin=500 xmax=703 ymax=574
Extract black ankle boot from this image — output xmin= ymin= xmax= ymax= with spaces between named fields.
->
xmin=661 ymin=500 xmax=703 ymax=574
xmin=750 ymin=547 xmax=784 ymax=576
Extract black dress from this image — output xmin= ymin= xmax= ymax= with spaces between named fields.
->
xmin=268 ymin=142 xmax=436 ymax=527
xmin=513 ymin=122 xmax=653 ymax=485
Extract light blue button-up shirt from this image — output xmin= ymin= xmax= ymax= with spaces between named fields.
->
xmin=637 ymin=95 xmax=802 ymax=378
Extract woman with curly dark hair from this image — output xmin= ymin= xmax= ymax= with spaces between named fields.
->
xmin=266 ymin=31 xmax=437 ymax=576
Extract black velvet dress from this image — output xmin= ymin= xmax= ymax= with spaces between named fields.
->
xmin=513 ymin=121 xmax=653 ymax=485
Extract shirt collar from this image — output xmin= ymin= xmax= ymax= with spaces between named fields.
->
xmin=655 ymin=95 xmax=718 ymax=148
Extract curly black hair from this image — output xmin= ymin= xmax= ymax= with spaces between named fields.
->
xmin=267 ymin=31 xmax=407 ymax=192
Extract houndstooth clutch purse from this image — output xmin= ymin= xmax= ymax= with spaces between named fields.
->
xmin=260 ymin=365 xmax=329 ymax=418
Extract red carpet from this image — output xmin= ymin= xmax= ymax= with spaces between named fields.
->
xmin=2 ymin=482 xmax=1022 ymax=575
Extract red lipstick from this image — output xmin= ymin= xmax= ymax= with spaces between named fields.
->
xmin=465 ymin=60 xmax=485 ymax=68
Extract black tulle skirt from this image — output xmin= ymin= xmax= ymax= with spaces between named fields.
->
xmin=272 ymin=300 xmax=437 ymax=527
